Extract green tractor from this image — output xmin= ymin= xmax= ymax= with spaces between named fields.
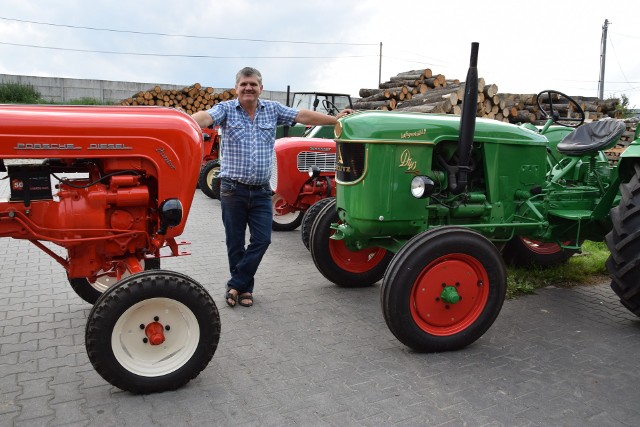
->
xmin=308 ymin=42 xmax=635 ymax=352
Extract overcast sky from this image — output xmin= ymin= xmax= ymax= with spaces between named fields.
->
xmin=1 ymin=0 xmax=639 ymax=108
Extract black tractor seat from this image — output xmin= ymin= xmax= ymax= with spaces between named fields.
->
xmin=556 ymin=119 xmax=626 ymax=156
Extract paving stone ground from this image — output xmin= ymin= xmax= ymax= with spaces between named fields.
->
xmin=1 ymin=189 xmax=640 ymax=426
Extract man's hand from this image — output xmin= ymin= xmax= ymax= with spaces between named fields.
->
xmin=336 ymin=109 xmax=355 ymax=119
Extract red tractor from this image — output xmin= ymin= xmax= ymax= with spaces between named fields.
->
xmin=270 ymin=133 xmax=337 ymax=233
xmin=270 ymin=94 xmax=352 ymax=232
xmin=0 ymin=104 xmax=220 ymax=394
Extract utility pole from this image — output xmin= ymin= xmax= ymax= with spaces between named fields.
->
xmin=378 ymin=42 xmax=383 ymax=86
xmin=598 ymin=19 xmax=610 ymax=100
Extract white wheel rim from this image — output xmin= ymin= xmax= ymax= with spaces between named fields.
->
xmin=206 ymin=166 xmax=219 ymax=188
xmin=91 ymin=260 xmax=144 ymax=293
xmin=111 ymin=297 xmax=200 ymax=377
xmin=272 ymin=194 xmax=301 ymax=225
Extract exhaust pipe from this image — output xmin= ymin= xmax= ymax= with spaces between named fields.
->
xmin=450 ymin=42 xmax=479 ymax=194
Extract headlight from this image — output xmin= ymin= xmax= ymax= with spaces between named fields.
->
xmin=410 ymin=176 xmax=435 ymax=199
xmin=158 ymin=198 xmax=183 ymax=234
xmin=334 ymin=121 xmax=342 ymax=138
xmin=308 ymin=166 xmax=320 ymax=178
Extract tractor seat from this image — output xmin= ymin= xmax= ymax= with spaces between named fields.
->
xmin=556 ymin=119 xmax=626 ymax=156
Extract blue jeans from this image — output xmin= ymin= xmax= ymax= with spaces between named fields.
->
xmin=219 ymin=178 xmax=272 ymax=294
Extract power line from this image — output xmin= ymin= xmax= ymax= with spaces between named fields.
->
xmin=0 ymin=41 xmax=376 ymax=59
xmin=0 ymin=16 xmax=377 ymax=46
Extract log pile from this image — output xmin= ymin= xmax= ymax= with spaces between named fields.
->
xmin=355 ymin=68 xmax=620 ymax=124
xmin=605 ymin=119 xmax=638 ymax=165
xmin=119 ymin=83 xmax=236 ymax=114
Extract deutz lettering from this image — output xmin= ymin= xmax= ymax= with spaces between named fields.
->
xmin=336 ymin=165 xmax=351 ymax=172
xmin=14 ymin=143 xmax=80 ymax=150
xmin=399 ymin=149 xmax=417 ymax=171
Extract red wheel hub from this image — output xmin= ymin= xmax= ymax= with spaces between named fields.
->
xmin=145 ymin=321 xmax=166 ymax=345
xmin=410 ymin=254 xmax=489 ymax=336
xmin=520 ymin=237 xmax=563 ymax=255
xmin=328 ymin=238 xmax=387 ymax=273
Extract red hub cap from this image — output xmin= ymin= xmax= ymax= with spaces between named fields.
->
xmin=410 ymin=253 xmax=489 ymax=336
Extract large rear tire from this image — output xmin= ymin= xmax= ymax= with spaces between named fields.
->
xmin=606 ymin=161 xmax=640 ymax=316
xmin=309 ymin=198 xmax=392 ymax=287
xmin=301 ymin=197 xmax=335 ymax=250
xmin=85 ymin=270 xmax=220 ymax=394
xmin=381 ymin=227 xmax=506 ymax=352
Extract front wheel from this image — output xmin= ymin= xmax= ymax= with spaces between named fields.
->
xmin=85 ymin=270 xmax=220 ymax=394
xmin=272 ymin=193 xmax=303 ymax=231
xmin=301 ymin=197 xmax=335 ymax=250
xmin=199 ymin=160 xmax=221 ymax=199
xmin=606 ymin=161 xmax=640 ymax=316
xmin=502 ymin=236 xmax=577 ymax=268
xmin=309 ymin=198 xmax=392 ymax=287
xmin=381 ymin=227 xmax=507 ymax=352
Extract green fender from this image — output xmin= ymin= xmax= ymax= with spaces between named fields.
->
xmin=618 ymin=139 xmax=640 ymax=180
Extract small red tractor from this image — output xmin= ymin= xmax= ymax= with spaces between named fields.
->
xmin=198 ymin=125 xmax=221 ymax=199
xmin=270 ymin=134 xmax=337 ymax=232
xmin=270 ymin=93 xmax=352 ymax=232
xmin=0 ymin=104 xmax=220 ymax=393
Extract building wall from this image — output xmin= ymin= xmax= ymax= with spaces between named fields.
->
xmin=0 ymin=74 xmax=288 ymax=104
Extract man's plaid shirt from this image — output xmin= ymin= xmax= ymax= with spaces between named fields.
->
xmin=206 ymin=99 xmax=298 ymax=185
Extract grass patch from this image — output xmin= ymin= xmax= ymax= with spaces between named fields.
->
xmin=0 ymin=82 xmax=110 ymax=105
xmin=506 ymin=240 xmax=610 ymax=299
xmin=0 ymin=82 xmax=43 ymax=103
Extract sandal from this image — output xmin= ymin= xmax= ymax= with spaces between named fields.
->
xmin=225 ymin=288 xmax=238 ymax=307
xmin=238 ymin=293 xmax=253 ymax=307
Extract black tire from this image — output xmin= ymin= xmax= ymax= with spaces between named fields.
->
xmin=85 ymin=270 xmax=220 ymax=394
xmin=271 ymin=193 xmax=304 ymax=231
xmin=309 ymin=198 xmax=392 ymax=287
xmin=502 ymin=236 xmax=577 ymax=268
xmin=301 ymin=197 xmax=335 ymax=250
xmin=606 ymin=161 xmax=640 ymax=316
xmin=69 ymin=258 xmax=161 ymax=305
xmin=381 ymin=227 xmax=507 ymax=352
xmin=199 ymin=160 xmax=220 ymax=199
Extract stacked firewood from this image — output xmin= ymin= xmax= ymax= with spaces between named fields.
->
xmin=356 ymin=68 xmax=620 ymax=124
xmin=605 ymin=119 xmax=639 ymax=165
xmin=119 ymin=83 xmax=236 ymax=114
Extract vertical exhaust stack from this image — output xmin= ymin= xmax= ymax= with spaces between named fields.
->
xmin=451 ymin=42 xmax=479 ymax=194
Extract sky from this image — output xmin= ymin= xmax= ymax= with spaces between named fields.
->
xmin=1 ymin=0 xmax=639 ymax=108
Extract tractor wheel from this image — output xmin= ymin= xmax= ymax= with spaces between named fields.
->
xmin=381 ymin=227 xmax=507 ymax=352
xmin=69 ymin=258 xmax=161 ymax=305
xmin=309 ymin=198 xmax=392 ymax=287
xmin=85 ymin=270 xmax=220 ymax=394
xmin=272 ymin=193 xmax=303 ymax=231
xmin=199 ymin=160 xmax=221 ymax=199
xmin=301 ymin=197 xmax=335 ymax=250
xmin=502 ymin=236 xmax=577 ymax=268
xmin=606 ymin=161 xmax=640 ymax=316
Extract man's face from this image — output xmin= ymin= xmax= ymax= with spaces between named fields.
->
xmin=236 ymin=75 xmax=263 ymax=104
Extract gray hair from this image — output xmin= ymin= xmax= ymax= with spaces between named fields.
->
xmin=235 ymin=67 xmax=262 ymax=85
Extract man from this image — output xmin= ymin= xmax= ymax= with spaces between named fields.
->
xmin=192 ymin=67 xmax=353 ymax=308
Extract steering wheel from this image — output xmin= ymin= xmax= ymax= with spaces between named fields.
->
xmin=321 ymin=99 xmax=340 ymax=116
xmin=536 ymin=90 xmax=585 ymax=128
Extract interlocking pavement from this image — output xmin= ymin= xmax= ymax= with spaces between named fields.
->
xmin=1 ymin=190 xmax=640 ymax=426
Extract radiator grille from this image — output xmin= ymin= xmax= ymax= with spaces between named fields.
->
xmin=269 ymin=155 xmax=278 ymax=190
xmin=296 ymin=151 xmax=336 ymax=173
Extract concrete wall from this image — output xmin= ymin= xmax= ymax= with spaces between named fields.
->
xmin=0 ymin=74 xmax=288 ymax=104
